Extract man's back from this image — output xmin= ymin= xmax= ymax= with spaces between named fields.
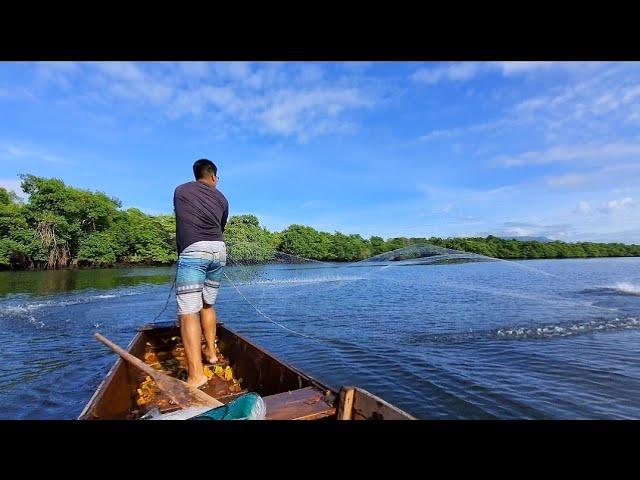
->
xmin=174 ymin=181 xmax=229 ymax=254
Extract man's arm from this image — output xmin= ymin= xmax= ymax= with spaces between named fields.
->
xmin=221 ymin=203 xmax=228 ymax=233
xmin=173 ymin=188 xmax=180 ymax=253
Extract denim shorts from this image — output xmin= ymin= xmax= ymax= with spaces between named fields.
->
xmin=175 ymin=241 xmax=227 ymax=315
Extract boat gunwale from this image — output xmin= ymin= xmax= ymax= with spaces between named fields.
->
xmin=352 ymin=386 xmax=417 ymax=420
xmin=77 ymin=330 xmax=145 ymax=419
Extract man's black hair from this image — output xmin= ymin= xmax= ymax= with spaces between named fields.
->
xmin=193 ymin=159 xmax=218 ymax=180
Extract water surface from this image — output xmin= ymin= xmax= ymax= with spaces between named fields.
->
xmin=1 ymin=257 xmax=639 ymax=419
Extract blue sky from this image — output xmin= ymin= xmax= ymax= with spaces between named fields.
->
xmin=1 ymin=61 xmax=639 ymax=243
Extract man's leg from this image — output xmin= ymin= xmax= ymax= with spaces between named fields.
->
xmin=176 ymin=252 xmax=209 ymax=388
xmin=201 ymin=303 xmax=218 ymax=364
xmin=179 ymin=312 xmax=208 ymax=387
xmin=202 ymin=252 xmax=224 ymax=364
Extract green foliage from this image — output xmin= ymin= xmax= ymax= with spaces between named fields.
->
xmin=386 ymin=237 xmax=410 ymax=251
xmin=228 ymin=214 xmax=260 ymax=228
xmin=410 ymin=235 xmax=640 ymax=260
xmin=369 ymin=236 xmax=388 ymax=255
xmin=112 ymin=209 xmax=177 ymax=265
xmin=0 ymin=187 xmax=38 ymax=267
xmin=1 ymin=176 xmax=639 ymax=269
xmin=225 ymin=214 xmax=277 ymax=263
xmin=274 ymin=227 xmax=640 ymax=263
xmin=279 ymin=224 xmax=333 ymax=260
xmin=329 ymin=233 xmax=371 ymax=261
xmin=0 ymin=176 xmax=177 ymax=269
xmin=0 ymin=238 xmax=19 ymax=267
xmin=0 ymin=187 xmax=20 ymax=206
xmin=77 ymin=232 xmax=117 ymax=265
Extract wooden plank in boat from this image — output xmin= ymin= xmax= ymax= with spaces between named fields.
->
xmin=264 ymin=386 xmax=335 ymax=420
xmin=157 ymin=390 xmax=250 ymax=415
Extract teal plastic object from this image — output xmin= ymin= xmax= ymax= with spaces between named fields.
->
xmin=193 ymin=392 xmax=266 ymax=420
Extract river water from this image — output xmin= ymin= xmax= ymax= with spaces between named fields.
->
xmin=1 ymin=257 xmax=639 ymax=419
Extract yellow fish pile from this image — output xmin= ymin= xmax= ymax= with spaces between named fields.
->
xmin=137 ymin=339 xmax=244 ymax=408
xmin=213 ymin=365 xmax=242 ymax=392
xmin=136 ymin=376 xmax=159 ymax=406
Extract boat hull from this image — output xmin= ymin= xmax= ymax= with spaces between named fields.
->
xmin=79 ymin=321 xmax=414 ymax=420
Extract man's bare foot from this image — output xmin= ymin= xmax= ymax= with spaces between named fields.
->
xmin=186 ymin=374 xmax=209 ymax=389
xmin=203 ymin=345 xmax=218 ymax=364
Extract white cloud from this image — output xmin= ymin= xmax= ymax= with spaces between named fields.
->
xmin=411 ymin=61 xmax=603 ymax=85
xmin=546 ymin=163 xmax=640 ymax=189
xmin=508 ymin=65 xmax=640 ymax=142
xmin=298 ymin=64 xmax=325 ymax=83
xmin=167 ymin=85 xmax=370 ymax=140
xmin=210 ymin=61 xmax=275 ymax=89
xmin=167 ymin=86 xmax=237 ymax=117
xmin=602 ymin=196 xmax=634 ymax=213
xmin=575 ymin=197 xmax=636 ymax=217
xmin=493 ymin=141 xmax=640 ymax=168
xmin=438 ymin=203 xmax=454 ymax=213
xmin=514 ymin=70 xmax=640 ymax=118
xmin=495 ymin=61 xmax=557 ymax=75
xmin=34 ymin=61 xmax=80 ymax=90
xmin=486 ymin=221 xmax=573 ymax=240
xmin=100 ymin=63 xmax=174 ymax=106
xmin=179 ymin=62 xmax=209 ymax=78
xmin=547 ymin=172 xmax=593 ymax=188
xmin=218 ymin=61 xmax=252 ymax=80
xmin=578 ymin=201 xmax=592 ymax=214
xmin=418 ymin=183 xmax=517 ymax=205
xmin=411 ymin=62 xmax=484 ymax=84
xmin=93 ymin=61 xmax=146 ymax=81
xmin=258 ymin=87 xmax=372 ymax=139
xmin=413 ymin=63 xmax=640 ymax=153
xmin=0 ymin=140 xmax=73 ymax=165
xmin=341 ymin=61 xmax=373 ymax=71
xmin=0 ymin=178 xmax=25 ymax=198
xmin=575 ymin=228 xmax=640 ymax=243
xmin=417 ymin=117 xmax=512 ymax=143
xmin=24 ymin=62 xmax=375 ymax=142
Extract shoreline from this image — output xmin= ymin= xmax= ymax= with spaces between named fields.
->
xmin=2 ymin=254 xmax=640 ymax=272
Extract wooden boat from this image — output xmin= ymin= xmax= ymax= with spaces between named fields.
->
xmin=79 ymin=321 xmax=415 ymax=420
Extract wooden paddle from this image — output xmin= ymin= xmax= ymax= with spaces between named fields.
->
xmin=94 ymin=333 xmax=223 ymax=409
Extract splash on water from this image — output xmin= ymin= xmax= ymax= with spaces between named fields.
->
xmin=581 ymin=282 xmax=640 ymax=297
xmin=407 ymin=316 xmax=640 ymax=344
xmin=609 ymin=282 xmax=640 ymax=296
xmin=0 ymin=290 xmax=148 ymax=332
xmin=496 ymin=316 xmax=640 ymax=339
xmin=0 ymin=291 xmax=143 ymax=317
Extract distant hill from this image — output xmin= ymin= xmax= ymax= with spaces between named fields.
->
xmin=499 ymin=236 xmax=554 ymax=243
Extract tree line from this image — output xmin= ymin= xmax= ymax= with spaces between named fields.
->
xmin=1 ymin=175 xmax=639 ymax=269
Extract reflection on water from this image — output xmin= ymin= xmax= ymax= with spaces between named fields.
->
xmin=1 ymin=258 xmax=639 ymax=419
xmin=0 ymin=267 xmax=175 ymax=298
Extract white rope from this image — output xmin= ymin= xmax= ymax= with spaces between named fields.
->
xmin=223 ymin=271 xmax=316 ymax=340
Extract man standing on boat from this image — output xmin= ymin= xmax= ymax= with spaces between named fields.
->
xmin=173 ymin=159 xmax=229 ymax=388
